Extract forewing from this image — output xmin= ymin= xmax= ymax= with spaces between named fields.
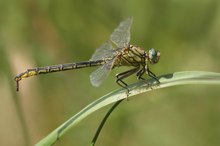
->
xmin=90 ymin=41 xmax=113 ymax=61
xmin=110 ymin=17 xmax=133 ymax=48
xmin=90 ymin=58 xmax=115 ymax=87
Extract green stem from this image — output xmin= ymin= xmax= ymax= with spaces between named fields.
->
xmin=90 ymin=99 xmax=124 ymax=146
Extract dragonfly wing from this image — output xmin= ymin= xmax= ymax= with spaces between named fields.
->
xmin=90 ymin=58 xmax=115 ymax=87
xmin=90 ymin=41 xmax=114 ymax=61
xmin=90 ymin=18 xmax=133 ymax=61
xmin=110 ymin=17 xmax=133 ymax=48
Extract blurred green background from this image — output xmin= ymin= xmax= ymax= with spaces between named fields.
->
xmin=1 ymin=0 xmax=220 ymax=146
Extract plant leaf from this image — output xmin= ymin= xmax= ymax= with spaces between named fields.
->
xmin=35 ymin=71 xmax=220 ymax=146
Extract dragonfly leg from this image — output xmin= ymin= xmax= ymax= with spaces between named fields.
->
xmin=116 ymin=67 xmax=139 ymax=94
xmin=136 ymin=66 xmax=145 ymax=80
xmin=145 ymin=66 xmax=160 ymax=83
xmin=136 ymin=66 xmax=153 ymax=87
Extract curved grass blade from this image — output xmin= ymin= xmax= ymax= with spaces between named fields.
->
xmin=35 ymin=71 xmax=220 ymax=146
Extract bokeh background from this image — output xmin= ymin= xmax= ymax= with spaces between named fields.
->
xmin=1 ymin=0 xmax=220 ymax=146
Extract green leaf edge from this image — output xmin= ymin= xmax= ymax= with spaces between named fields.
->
xmin=35 ymin=71 xmax=220 ymax=146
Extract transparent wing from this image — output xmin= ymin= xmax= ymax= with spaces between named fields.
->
xmin=110 ymin=17 xmax=133 ymax=48
xmin=90 ymin=17 xmax=133 ymax=61
xmin=90 ymin=41 xmax=114 ymax=61
xmin=90 ymin=58 xmax=115 ymax=87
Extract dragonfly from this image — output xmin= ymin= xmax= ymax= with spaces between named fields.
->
xmin=14 ymin=17 xmax=160 ymax=91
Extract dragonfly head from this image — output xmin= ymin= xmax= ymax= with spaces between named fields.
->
xmin=148 ymin=48 xmax=160 ymax=64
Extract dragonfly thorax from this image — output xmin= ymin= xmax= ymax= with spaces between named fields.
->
xmin=113 ymin=45 xmax=147 ymax=67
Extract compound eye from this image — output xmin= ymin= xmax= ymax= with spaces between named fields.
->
xmin=151 ymin=49 xmax=157 ymax=56
xmin=149 ymin=48 xmax=160 ymax=64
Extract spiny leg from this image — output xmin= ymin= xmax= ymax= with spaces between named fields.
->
xmin=116 ymin=67 xmax=139 ymax=93
xmin=146 ymin=66 xmax=160 ymax=83
xmin=136 ymin=66 xmax=145 ymax=80
xmin=135 ymin=65 xmax=160 ymax=88
xmin=136 ymin=66 xmax=152 ymax=86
